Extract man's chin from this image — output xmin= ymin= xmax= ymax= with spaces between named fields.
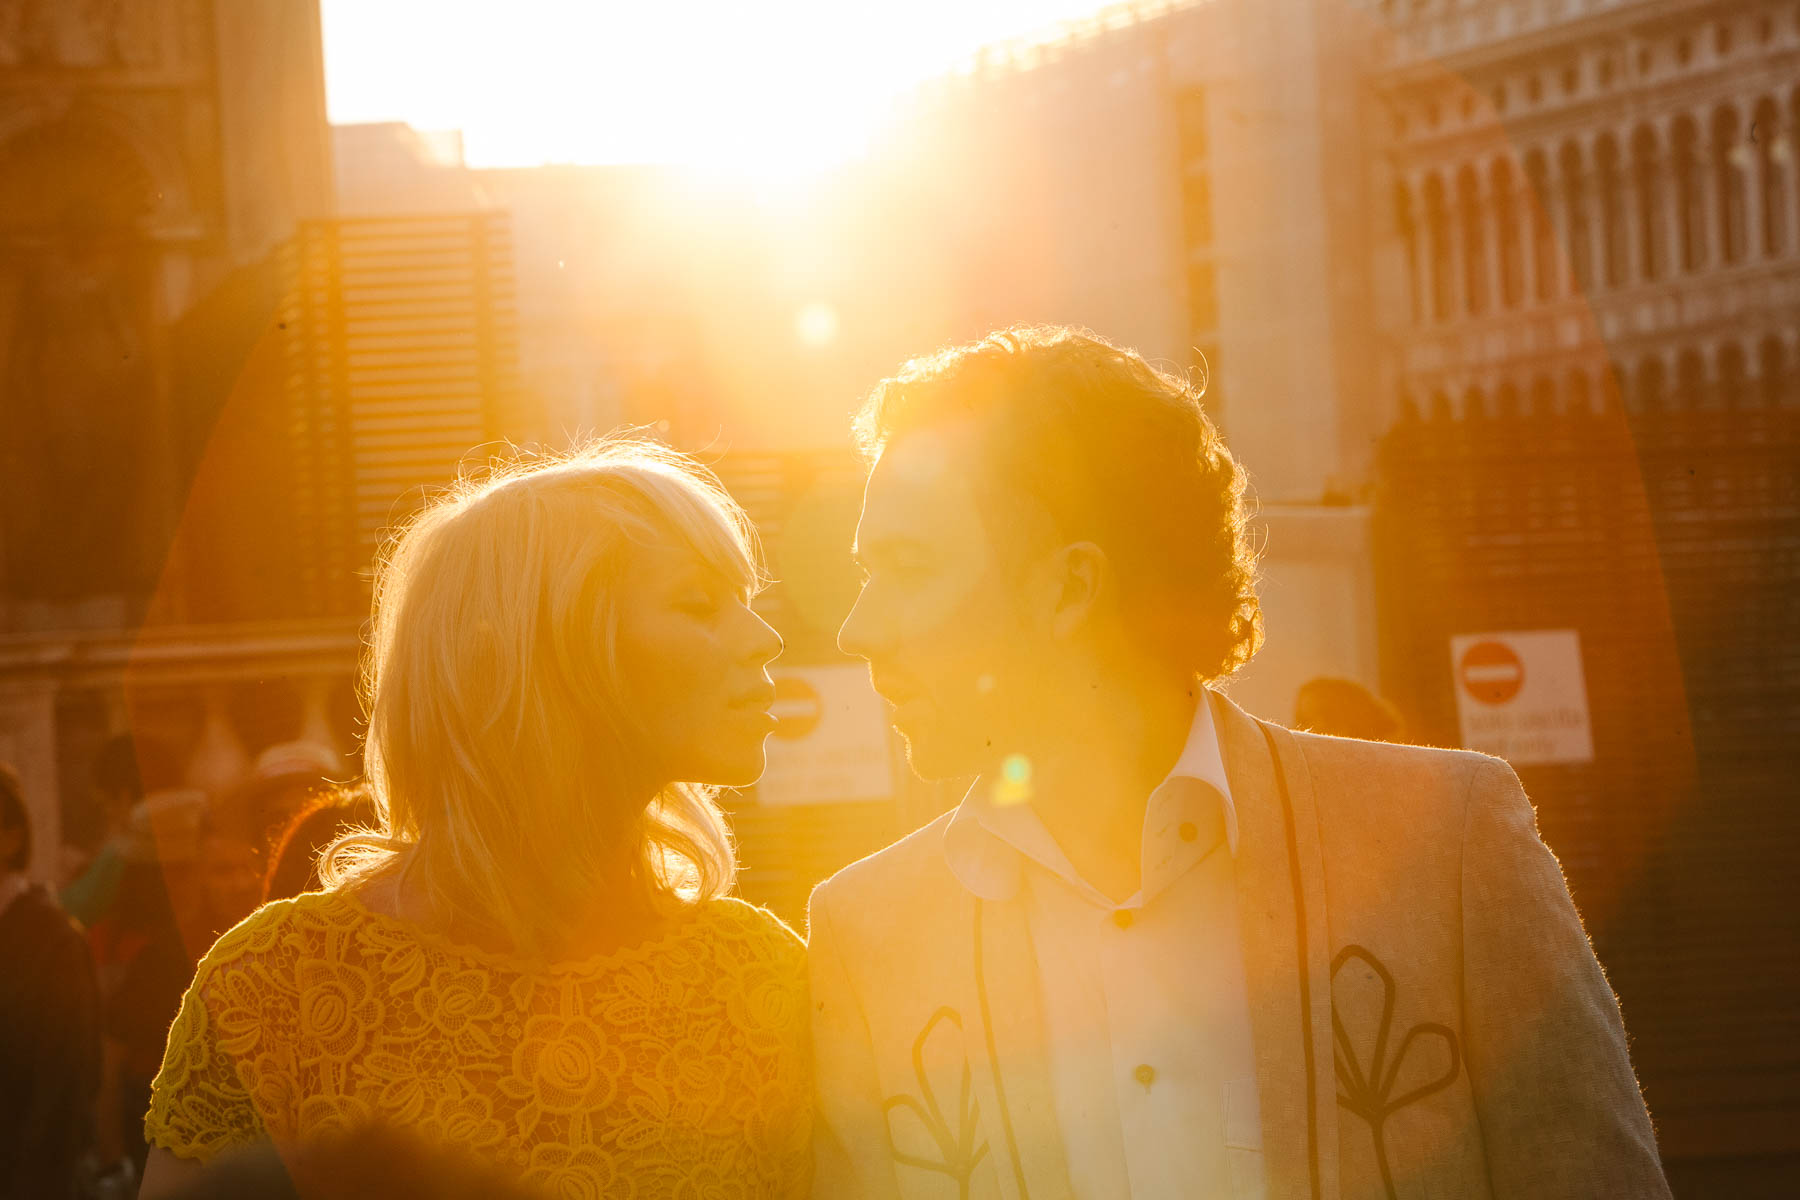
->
xmin=896 ymin=728 xmax=984 ymax=783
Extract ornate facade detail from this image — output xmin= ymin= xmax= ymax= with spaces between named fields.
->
xmin=1370 ymin=0 xmax=1800 ymax=418
xmin=0 ymin=0 xmax=163 ymax=70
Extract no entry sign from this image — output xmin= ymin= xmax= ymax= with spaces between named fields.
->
xmin=1458 ymin=640 xmax=1525 ymax=705
xmin=756 ymin=665 xmax=895 ymax=805
xmin=1449 ymin=630 xmax=1594 ymax=765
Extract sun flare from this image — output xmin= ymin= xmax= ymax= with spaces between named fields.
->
xmin=321 ymin=0 xmax=1134 ymax=171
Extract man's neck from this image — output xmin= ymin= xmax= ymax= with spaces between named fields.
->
xmin=1016 ymin=675 xmax=1202 ymax=905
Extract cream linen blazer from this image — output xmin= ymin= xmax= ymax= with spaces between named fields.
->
xmin=807 ymin=689 xmax=1670 ymax=1200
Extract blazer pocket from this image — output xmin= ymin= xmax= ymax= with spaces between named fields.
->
xmin=1224 ymin=1078 xmax=1268 ymax=1200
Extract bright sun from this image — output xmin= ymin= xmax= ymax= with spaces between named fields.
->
xmin=321 ymin=0 xmax=1134 ymax=171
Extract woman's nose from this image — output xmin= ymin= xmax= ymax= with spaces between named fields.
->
xmin=747 ymin=608 xmax=784 ymax=664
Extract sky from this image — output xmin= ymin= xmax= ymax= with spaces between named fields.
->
xmin=319 ymin=0 xmax=1139 ymax=169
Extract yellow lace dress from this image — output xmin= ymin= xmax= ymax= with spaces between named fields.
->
xmin=146 ymin=891 xmax=811 ymax=1197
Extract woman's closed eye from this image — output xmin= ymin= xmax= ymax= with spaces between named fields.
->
xmin=676 ymin=591 xmax=723 ymax=617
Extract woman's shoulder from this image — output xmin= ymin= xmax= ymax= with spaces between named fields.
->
xmin=683 ymin=896 xmax=805 ymax=984
xmin=194 ymin=891 xmax=360 ymax=976
xmin=693 ymin=896 xmax=802 ymax=954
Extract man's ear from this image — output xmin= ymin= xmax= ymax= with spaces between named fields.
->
xmin=1045 ymin=541 xmax=1109 ymax=639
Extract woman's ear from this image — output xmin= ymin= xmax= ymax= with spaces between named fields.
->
xmin=1046 ymin=540 xmax=1109 ymax=639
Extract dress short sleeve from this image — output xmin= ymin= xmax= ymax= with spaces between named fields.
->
xmin=144 ymin=904 xmax=297 ymax=1161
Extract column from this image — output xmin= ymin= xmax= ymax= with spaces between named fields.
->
xmin=1517 ymin=172 xmax=1539 ymax=301
xmin=1621 ymin=139 xmax=1644 ymax=286
xmin=186 ymin=684 xmax=250 ymax=796
xmin=1481 ymin=176 xmax=1505 ymax=309
xmin=1409 ymin=177 xmax=1434 ymax=324
xmin=1549 ymin=163 xmax=1574 ymax=298
xmin=297 ymin=675 xmax=346 ymax=766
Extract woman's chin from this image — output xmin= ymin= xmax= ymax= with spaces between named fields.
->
xmin=694 ymin=744 xmax=770 ymax=791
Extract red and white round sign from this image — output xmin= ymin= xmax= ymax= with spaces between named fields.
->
xmin=1458 ymin=640 xmax=1525 ymax=706
xmin=770 ymin=676 xmax=823 ymax=740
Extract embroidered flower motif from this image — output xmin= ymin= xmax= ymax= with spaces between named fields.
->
xmin=211 ymin=971 xmax=298 ymax=1059
xmin=506 ymin=1015 xmax=625 ymax=1117
xmin=365 ymin=1036 xmax=463 ymax=1125
xmin=294 ymin=957 xmax=383 ymax=1062
xmin=145 ymin=894 xmax=809 ymax=1198
xmin=522 ymin=1142 xmax=621 ymax=1200
xmin=415 ymin=967 xmax=502 ymax=1052
xmin=239 ymin=1049 xmax=302 ymax=1137
xmin=669 ymin=1165 xmax=750 ymax=1200
xmin=1331 ymin=945 xmax=1462 ymax=1198
xmin=296 ymin=1093 xmax=375 ymax=1141
xmin=722 ymin=961 xmax=800 ymax=1055
xmin=420 ymin=1093 xmax=508 ymax=1153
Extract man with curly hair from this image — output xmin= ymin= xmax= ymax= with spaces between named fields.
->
xmin=808 ymin=326 xmax=1667 ymax=1199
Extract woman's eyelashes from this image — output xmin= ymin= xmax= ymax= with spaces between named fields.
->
xmin=675 ymin=591 xmax=722 ymax=618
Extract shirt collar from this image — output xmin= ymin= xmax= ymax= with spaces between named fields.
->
xmin=943 ymin=689 xmax=1239 ymax=906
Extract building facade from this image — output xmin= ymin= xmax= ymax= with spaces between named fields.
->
xmin=1366 ymin=0 xmax=1800 ymax=1181
xmin=0 ymin=0 xmax=339 ymax=871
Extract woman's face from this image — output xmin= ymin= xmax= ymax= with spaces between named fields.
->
xmin=614 ymin=540 xmax=783 ymax=788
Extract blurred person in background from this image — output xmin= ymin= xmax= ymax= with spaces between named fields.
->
xmin=1293 ymin=675 xmax=1408 ymax=743
xmin=62 ymin=734 xmax=184 ymax=925
xmin=0 ymin=763 xmax=102 ymax=1200
xmin=263 ymin=782 xmax=378 ymax=903
xmin=811 ymin=326 xmax=1669 ymax=1199
xmin=156 ymin=1124 xmax=553 ymax=1200
xmin=91 ymin=828 xmax=192 ymax=1186
xmin=139 ymin=440 xmax=809 ymax=1199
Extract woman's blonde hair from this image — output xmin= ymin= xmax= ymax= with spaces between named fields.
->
xmin=320 ymin=436 xmax=764 ymax=957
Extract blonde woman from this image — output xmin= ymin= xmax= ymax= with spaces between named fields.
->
xmin=140 ymin=440 xmax=806 ymax=1198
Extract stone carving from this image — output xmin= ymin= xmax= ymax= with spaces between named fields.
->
xmin=0 ymin=0 xmax=160 ymax=69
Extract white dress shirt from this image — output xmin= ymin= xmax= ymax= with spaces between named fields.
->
xmin=943 ymin=697 xmax=1267 ymax=1200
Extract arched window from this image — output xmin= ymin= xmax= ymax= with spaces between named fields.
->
xmin=1718 ymin=342 xmax=1748 ymax=408
xmin=1495 ymin=380 xmax=1520 ymax=415
xmin=1755 ymin=97 xmax=1785 ymax=256
xmin=1672 ymin=116 xmax=1706 ymax=271
xmin=1464 ymin=384 xmax=1489 ymax=419
xmin=1560 ymin=142 xmax=1593 ymax=292
xmin=1397 ymin=182 xmax=1422 ymax=322
xmin=1676 ymin=348 xmax=1707 ymax=408
xmin=1458 ymin=165 xmax=1488 ymax=315
xmin=1596 ymin=135 xmax=1627 ymax=286
xmin=1529 ymin=374 xmax=1556 ymax=415
xmin=1633 ymin=358 xmax=1666 ymax=413
xmin=1566 ymin=369 xmax=1593 ymax=414
xmin=1425 ymin=174 xmax=1453 ymax=319
xmin=1792 ymin=87 xmax=1800 ymax=252
xmin=1525 ymin=150 xmax=1558 ymax=299
xmin=1631 ymin=126 xmax=1664 ymax=281
xmin=1713 ymin=106 xmax=1748 ymax=264
xmin=1759 ymin=335 xmax=1787 ymax=407
xmin=1492 ymin=160 xmax=1523 ymax=305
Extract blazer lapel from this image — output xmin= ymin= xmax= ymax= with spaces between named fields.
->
xmin=1212 ymin=690 xmax=1341 ymax=1200
xmin=963 ymin=892 xmax=1075 ymax=1200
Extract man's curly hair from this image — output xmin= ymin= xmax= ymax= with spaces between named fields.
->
xmin=854 ymin=324 xmax=1263 ymax=684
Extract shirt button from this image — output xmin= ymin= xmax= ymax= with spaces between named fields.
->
xmin=1111 ymin=909 xmax=1134 ymax=930
xmin=1134 ymin=1063 xmax=1157 ymax=1088
xmin=1178 ymin=821 xmax=1199 ymax=842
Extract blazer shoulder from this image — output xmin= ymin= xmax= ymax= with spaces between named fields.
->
xmin=1287 ymin=728 xmax=1517 ymax=824
xmin=1291 ymin=728 xmax=1503 ymax=775
xmin=810 ymin=809 xmax=957 ymax=918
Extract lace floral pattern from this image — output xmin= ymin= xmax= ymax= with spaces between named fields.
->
xmin=147 ymin=893 xmax=811 ymax=1197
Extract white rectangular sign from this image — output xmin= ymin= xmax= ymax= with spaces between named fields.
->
xmin=1450 ymin=629 xmax=1594 ymax=766
xmin=756 ymin=665 xmax=896 ymax=805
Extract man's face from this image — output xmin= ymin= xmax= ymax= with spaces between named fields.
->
xmin=839 ymin=421 xmax=1055 ymax=780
